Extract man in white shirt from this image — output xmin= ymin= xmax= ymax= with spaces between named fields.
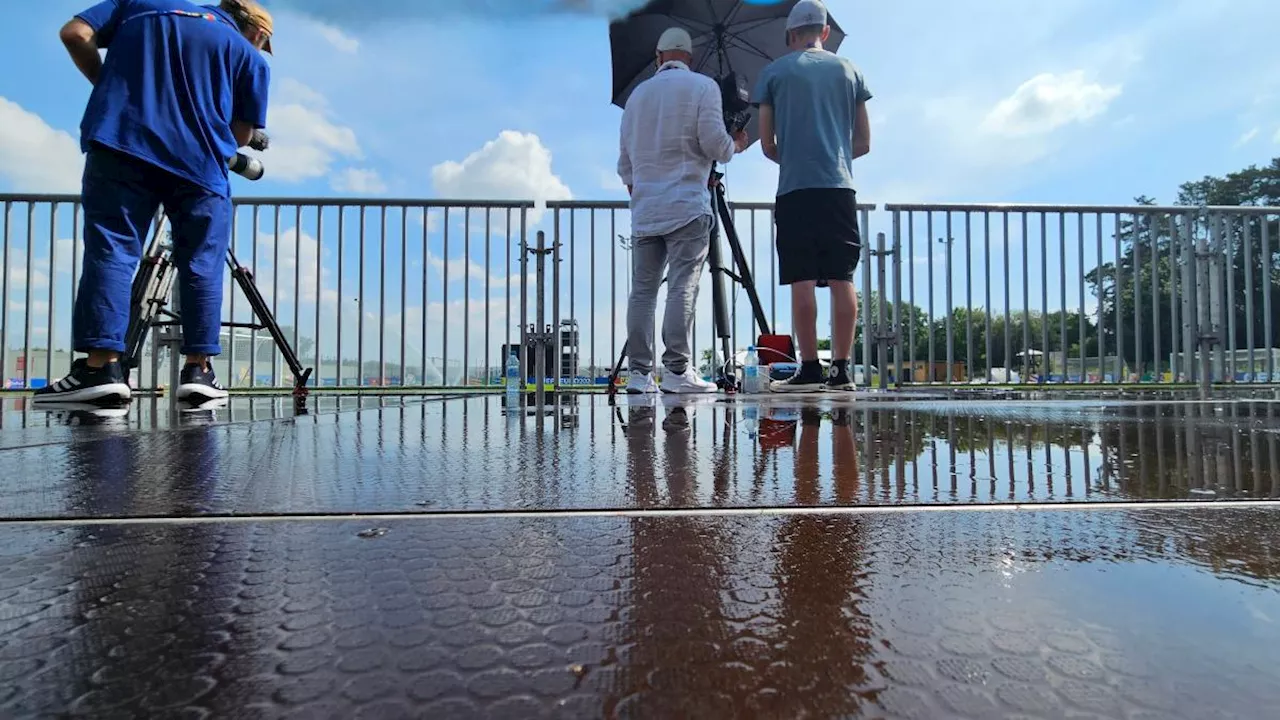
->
xmin=617 ymin=27 xmax=749 ymax=394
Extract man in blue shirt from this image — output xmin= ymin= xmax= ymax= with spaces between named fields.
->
xmin=754 ymin=0 xmax=872 ymax=393
xmin=35 ymin=0 xmax=273 ymax=406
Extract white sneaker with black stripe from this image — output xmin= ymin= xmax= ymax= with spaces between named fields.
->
xmin=177 ymin=362 xmax=229 ymax=401
xmin=32 ymin=359 xmax=132 ymax=405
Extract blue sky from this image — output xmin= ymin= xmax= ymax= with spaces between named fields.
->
xmin=3 ymin=0 xmax=1280 ymax=383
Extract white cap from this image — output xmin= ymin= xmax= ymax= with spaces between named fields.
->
xmin=656 ymin=27 xmax=693 ymax=54
xmin=786 ymin=0 xmax=828 ymax=31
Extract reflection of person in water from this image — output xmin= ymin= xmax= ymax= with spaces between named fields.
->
xmin=615 ymin=397 xmax=736 ymax=716
xmin=773 ymin=407 xmax=876 ymax=714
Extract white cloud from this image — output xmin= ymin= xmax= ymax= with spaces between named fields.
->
xmin=0 ymin=97 xmax=83 ymax=193
xmin=7 ymin=262 xmax=50 ymax=291
xmin=981 ymin=71 xmax=1122 ymax=137
xmin=599 ymin=169 xmax=625 ymax=192
xmin=431 ymin=131 xmax=572 ymax=221
xmin=222 ymin=227 xmax=337 ymax=326
xmin=331 ymin=167 xmax=388 ymax=194
xmin=1273 ymin=126 xmax=1280 ymax=145
xmin=1235 ymin=127 xmax=1259 ymax=147
xmin=313 ymin=23 xmax=360 ymax=54
xmin=427 ymin=252 xmax=509 ymax=292
xmin=252 ymin=79 xmax=363 ymax=182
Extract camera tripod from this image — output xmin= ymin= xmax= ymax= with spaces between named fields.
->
xmin=123 ymin=211 xmax=313 ymax=399
xmin=606 ymin=164 xmax=772 ymax=394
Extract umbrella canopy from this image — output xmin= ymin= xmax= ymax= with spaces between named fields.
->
xmin=609 ymin=0 xmax=846 ymax=145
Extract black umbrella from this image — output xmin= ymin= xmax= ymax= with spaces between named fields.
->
xmin=609 ymin=0 xmax=846 ymax=145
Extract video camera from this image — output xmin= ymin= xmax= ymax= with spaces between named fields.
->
xmin=228 ymin=128 xmax=270 ymax=181
xmin=718 ymin=72 xmax=751 ymax=134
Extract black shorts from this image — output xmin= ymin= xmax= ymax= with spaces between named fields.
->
xmin=773 ymin=188 xmax=862 ymax=286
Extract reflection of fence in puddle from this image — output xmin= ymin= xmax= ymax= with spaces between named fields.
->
xmin=7 ymin=394 xmax=1278 ymax=508
xmin=855 ymin=402 xmax=1280 ymax=502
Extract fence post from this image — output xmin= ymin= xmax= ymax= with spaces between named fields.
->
xmin=552 ymin=209 xmax=562 ymax=392
xmin=1210 ymin=216 xmax=1227 ymax=385
xmin=1180 ymin=212 xmax=1197 ymax=388
xmin=519 ymin=209 xmax=529 ymax=389
xmin=1195 ymin=212 xmax=1224 ymax=399
xmin=534 ymin=230 xmax=549 ymax=407
xmin=861 ymin=227 xmax=873 ymax=377
xmin=891 ymin=216 xmax=903 ymax=388
xmin=873 ymin=231 xmax=899 ymax=390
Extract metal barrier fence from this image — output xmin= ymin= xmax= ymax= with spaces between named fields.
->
xmin=882 ymin=204 xmax=1280 ymax=394
xmin=2 ymin=193 xmax=1278 ymax=394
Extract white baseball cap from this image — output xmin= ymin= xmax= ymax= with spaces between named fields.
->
xmin=656 ymin=27 xmax=693 ymax=54
xmin=786 ymin=0 xmax=828 ymax=30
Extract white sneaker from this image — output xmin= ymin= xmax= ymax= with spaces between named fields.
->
xmin=626 ymin=372 xmax=658 ymax=394
xmin=661 ymin=368 xmax=718 ymax=394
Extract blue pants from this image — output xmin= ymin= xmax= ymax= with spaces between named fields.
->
xmin=73 ymin=144 xmax=232 ymax=356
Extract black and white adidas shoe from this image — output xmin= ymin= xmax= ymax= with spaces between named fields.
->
xmin=177 ymin=363 xmax=229 ymax=402
xmin=32 ymin=360 xmax=132 ymax=405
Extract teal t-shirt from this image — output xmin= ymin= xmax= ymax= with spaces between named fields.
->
xmin=753 ymin=48 xmax=872 ymax=197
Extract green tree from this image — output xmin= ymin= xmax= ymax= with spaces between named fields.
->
xmin=1085 ymin=158 xmax=1280 ymax=373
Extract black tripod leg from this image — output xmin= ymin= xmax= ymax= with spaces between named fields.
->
xmin=707 ymin=204 xmax=735 ymax=390
xmin=715 ymin=183 xmax=771 ymax=336
xmin=224 ymin=249 xmax=313 ymax=395
xmin=606 ymin=341 xmax=628 ymax=395
xmin=123 ymin=216 xmax=177 ymax=371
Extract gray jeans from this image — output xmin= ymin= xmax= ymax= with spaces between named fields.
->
xmin=626 ymin=215 xmax=712 ymax=375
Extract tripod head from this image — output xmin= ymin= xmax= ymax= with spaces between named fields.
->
xmin=716 ymin=72 xmax=751 ymax=134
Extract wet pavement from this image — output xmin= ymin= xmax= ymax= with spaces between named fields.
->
xmin=1 ymin=394 xmax=1278 ymax=520
xmin=2 ymin=392 xmax=1280 ymax=718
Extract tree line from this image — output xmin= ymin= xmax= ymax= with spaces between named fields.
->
xmin=830 ymin=157 xmax=1280 ymax=375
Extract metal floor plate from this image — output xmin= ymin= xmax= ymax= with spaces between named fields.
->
xmin=3 ymin=393 xmax=1280 ymax=718
xmin=0 ymin=394 xmax=1277 ymax=519
xmin=3 ymin=507 xmax=1280 ymax=718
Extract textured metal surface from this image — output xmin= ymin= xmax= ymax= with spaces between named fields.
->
xmin=2 ymin=394 xmax=1279 ymax=519
xmin=2 ymin=507 xmax=1280 ymax=718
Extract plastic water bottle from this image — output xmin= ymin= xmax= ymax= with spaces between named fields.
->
xmin=505 ymin=351 xmax=521 ymax=400
xmin=743 ymin=345 xmax=761 ymax=394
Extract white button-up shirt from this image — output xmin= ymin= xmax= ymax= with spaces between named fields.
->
xmin=618 ymin=61 xmax=737 ymax=238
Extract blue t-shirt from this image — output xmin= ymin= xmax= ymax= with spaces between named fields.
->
xmin=753 ymin=49 xmax=872 ymax=197
xmin=75 ymin=0 xmax=270 ymax=197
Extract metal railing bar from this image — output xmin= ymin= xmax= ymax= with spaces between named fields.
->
xmin=1058 ymin=213 xmax=1066 ymax=383
xmin=312 ymin=205 xmax=321 ymax=386
xmin=430 ymin=204 xmax=435 ymax=384
xmin=1021 ymin=212 xmax=1029 ymax=384
xmin=442 ymin=207 xmax=449 ymax=386
xmin=401 ymin=207 xmax=408 ymax=387
xmin=485 ymin=208 xmax=492 ymax=385
xmin=250 ymin=205 xmax=260 ymax=387
xmin=45 ymin=203 xmax=56 ymax=384
xmin=464 ymin=207 xmax=471 ymax=385
xmin=885 ymin=202 xmax=1280 ymax=215
xmin=379 ymin=206 xmax=387 ymax=385
xmin=336 ymin=206 xmax=345 ymax=387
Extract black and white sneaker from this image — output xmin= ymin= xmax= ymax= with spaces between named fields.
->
xmin=32 ymin=359 xmax=132 ymax=405
xmin=769 ymin=361 xmax=827 ymax=393
xmin=825 ymin=361 xmax=857 ymax=392
xmin=177 ymin=363 xmax=229 ymax=402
